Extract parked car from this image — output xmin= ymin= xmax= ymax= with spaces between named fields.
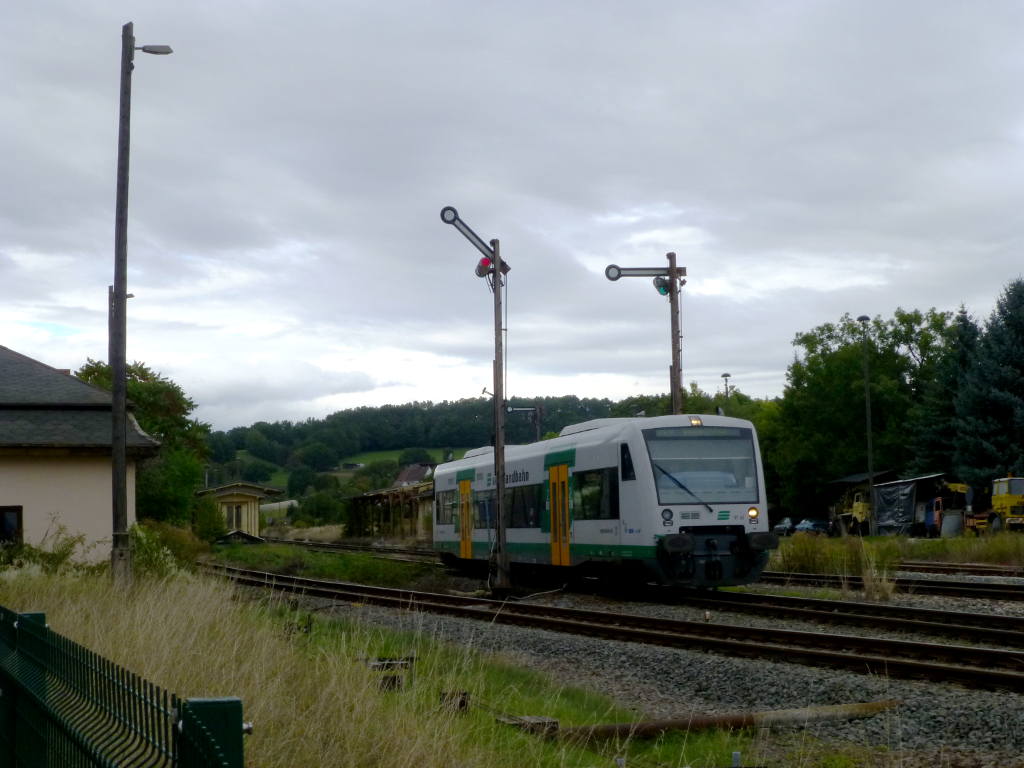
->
xmin=794 ymin=518 xmax=832 ymax=536
xmin=771 ymin=517 xmax=795 ymax=536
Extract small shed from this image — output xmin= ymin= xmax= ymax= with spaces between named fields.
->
xmin=196 ymin=482 xmax=282 ymax=537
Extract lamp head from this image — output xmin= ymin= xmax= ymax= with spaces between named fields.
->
xmin=137 ymin=44 xmax=173 ymax=55
xmin=857 ymin=315 xmax=870 ymax=324
xmin=440 ymin=206 xmax=458 ymax=224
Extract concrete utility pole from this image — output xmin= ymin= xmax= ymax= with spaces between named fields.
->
xmin=111 ymin=22 xmax=172 ymax=587
xmin=440 ymin=207 xmax=512 ymax=591
xmin=605 ymin=252 xmax=687 ymax=414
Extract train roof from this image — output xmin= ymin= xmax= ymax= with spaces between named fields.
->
xmin=559 ymin=413 xmax=754 ymax=436
xmin=437 ymin=413 xmax=755 ymax=476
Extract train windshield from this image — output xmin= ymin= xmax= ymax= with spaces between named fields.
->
xmin=642 ymin=426 xmax=759 ymax=505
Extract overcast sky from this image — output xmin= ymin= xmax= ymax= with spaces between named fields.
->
xmin=3 ymin=2 xmax=1023 ymax=430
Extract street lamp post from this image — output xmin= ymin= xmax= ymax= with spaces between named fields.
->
xmin=721 ymin=372 xmax=731 ymax=400
xmin=605 ymin=253 xmax=687 ymax=414
xmin=111 ymin=22 xmax=172 ymax=587
xmin=856 ymin=315 xmax=877 ymax=536
xmin=440 ymin=206 xmax=511 ymax=592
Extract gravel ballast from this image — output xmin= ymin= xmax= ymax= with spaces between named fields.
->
xmin=295 ymin=580 xmax=1024 ymax=767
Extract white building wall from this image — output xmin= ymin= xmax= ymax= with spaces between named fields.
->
xmin=0 ymin=455 xmax=136 ymax=562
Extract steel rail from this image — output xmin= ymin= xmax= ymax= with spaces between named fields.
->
xmin=896 ymin=560 xmax=1024 ymax=577
xmin=659 ymin=590 xmax=1024 ymax=647
xmin=760 ymin=570 xmax=1024 ymax=600
xmin=205 ymin=564 xmax=1024 ymax=692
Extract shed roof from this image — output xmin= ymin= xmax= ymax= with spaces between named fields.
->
xmin=0 ymin=346 xmax=159 ymax=454
xmin=196 ymin=482 xmax=283 ymax=499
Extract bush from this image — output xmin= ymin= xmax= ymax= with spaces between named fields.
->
xmin=0 ymin=523 xmax=89 ymax=575
xmin=193 ymin=496 xmax=227 ymax=542
xmin=130 ymin=524 xmax=179 ymax=578
xmin=137 ymin=520 xmax=208 ymax=569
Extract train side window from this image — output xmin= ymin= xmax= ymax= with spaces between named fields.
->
xmin=507 ymin=484 xmax=543 ymax=528
xmin=620 ymin=444 xmax=636 ymax=481
xmin=435 ymin=490 xmax=456 ymax=525
xmin=474 ymin=490 xmax=496 ymax=529
xmin=572 ymin=469 xmax=619 ymax=520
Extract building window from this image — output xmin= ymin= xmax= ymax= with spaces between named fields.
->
xmin=0 ymin=507 xmax=23 ymax=544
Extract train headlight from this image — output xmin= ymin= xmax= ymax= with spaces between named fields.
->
xmin=747 ymin=507 xmax=759 ymax=520
xmin=661 ymin=508 xmax=674 ymax=521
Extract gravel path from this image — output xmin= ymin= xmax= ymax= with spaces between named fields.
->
xmin=291 ymin=577 xmax=1024 ymax=768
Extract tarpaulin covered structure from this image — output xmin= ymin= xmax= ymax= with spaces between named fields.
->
xmin=873 ymin=473 xmax=945 ymax=535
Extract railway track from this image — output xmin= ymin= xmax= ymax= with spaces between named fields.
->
xmin=262 ymin=539 xmax=1024 ymax=582
xmin=662 ymin=589 xmax=1024 ymax=648
xmin=760 ymin=570 xmax=1024 ymax=600
xmin=260 ymin=537 xmax=440 ymax=563
xmin=896 ymin=560 xmax=1024 ymax=577
xmin=207 ymin=563 xmax=1024 ymax=692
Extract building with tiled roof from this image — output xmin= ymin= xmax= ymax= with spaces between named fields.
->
xmin=0 ymin=345 xmax=159 ymax=560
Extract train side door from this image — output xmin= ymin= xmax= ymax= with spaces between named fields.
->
xmin=548 ymin=464 xmax=571 ymax=566
xmin=458 ymin=479 xmax=473 ymax=559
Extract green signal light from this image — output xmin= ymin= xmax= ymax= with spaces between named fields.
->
xmin=653 ymin=277 xmax=670 ymax=295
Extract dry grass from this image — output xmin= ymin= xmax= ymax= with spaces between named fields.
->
xmin=769 ymin=534 xmax=899 ymax=601
xmin=0 ymin=569 xmax=758 ymax=768
xmin=898 ymin=531 xmax=1024 ymax=564
xmin=263 ymin=523 xmax=346 ymax=542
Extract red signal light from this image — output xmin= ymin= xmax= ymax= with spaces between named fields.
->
xmin=475 ymin=257 xmax=493 ymax=278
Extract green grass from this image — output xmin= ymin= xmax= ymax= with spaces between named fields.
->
xmin=340 ymin=447 xmax=472 ymax=465
xmin=214 ymin=542 xmax=434 ymax=586
xmin=768 ymin=531 xmax=1024 ymax=577
xmin=898 ymin=531 xmax=1024 ymax=564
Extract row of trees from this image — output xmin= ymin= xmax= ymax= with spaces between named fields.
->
xmin=774 ymin=278 xmax=1024 ymax=513
xmin=86 ymin=277 xmax=1024 ymax=531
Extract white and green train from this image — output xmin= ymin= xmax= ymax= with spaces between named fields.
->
xmin=433 ymin=414 xmax=778 ymax=588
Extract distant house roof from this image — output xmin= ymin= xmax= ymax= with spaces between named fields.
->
xmin=394 ymin=463 xmax=435 ymax=486
xmin=196 ymin=482 xmax=283 ymax=499
xmin=0 ymin=345 xmax=159 ymax=455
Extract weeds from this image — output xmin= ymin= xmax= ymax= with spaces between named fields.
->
xmin=214 ymin=542 xmax=435 ymax=587
xmin=0 ymin=570 xmax=758 ymax=768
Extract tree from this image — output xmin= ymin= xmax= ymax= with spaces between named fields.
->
xmin=287 ymin=466 xmax=317 ymax=498
xmin=773 ymin=310 xmax=951 ymax=515
xmin=241 ymin=458 xmax=276 ymax=483
xmin=398 ymin=447 xmax=433 ymax=466
xmin=955 ymin=279 xmax=1024 ymax=487
xmin=291 ymin=441 xmax=338 ymax=472
xmin=906 ymin=307 xmax=980 ymax=477
xmin=76 ymin=359 xmax=209 ymax=456
xmin=297 ymin=491 xmax=346 ymax=524
xmin=76 ymin=360 xmax=210 ymax=525
xmin=206 ymin=431 xmax=237 ymax=464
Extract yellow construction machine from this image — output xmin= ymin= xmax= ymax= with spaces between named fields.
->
xmin=963 ymin=477 xmax=1024 ymax=534
xmin=992 ymin=477 xmax=1024 ymax=532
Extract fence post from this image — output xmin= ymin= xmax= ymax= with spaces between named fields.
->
xmin=12 ymin=613 xmax=48 ymax=767
xmin=178 ymin=697 xmax=245 ymax=768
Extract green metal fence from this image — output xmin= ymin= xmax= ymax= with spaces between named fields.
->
xmin=0 ymin=606 xmax=244 ymax=768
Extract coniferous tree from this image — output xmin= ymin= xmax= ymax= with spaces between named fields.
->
xmin=906 ymin=307 xmax=980 ymax=477
xmin=955 ymin=279 xmax=1024 ymax=487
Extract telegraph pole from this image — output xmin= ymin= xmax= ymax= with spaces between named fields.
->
xmin=110 ymin=24 xmax=172 ymax=587
xmin=440 ymin=206 xmax=511 ymax=591
xmin=605 ymin=253 xmax=687 ymax=414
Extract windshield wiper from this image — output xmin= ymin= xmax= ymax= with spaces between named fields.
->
xmin=653 ymin=463 xmax=715 ymax=515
